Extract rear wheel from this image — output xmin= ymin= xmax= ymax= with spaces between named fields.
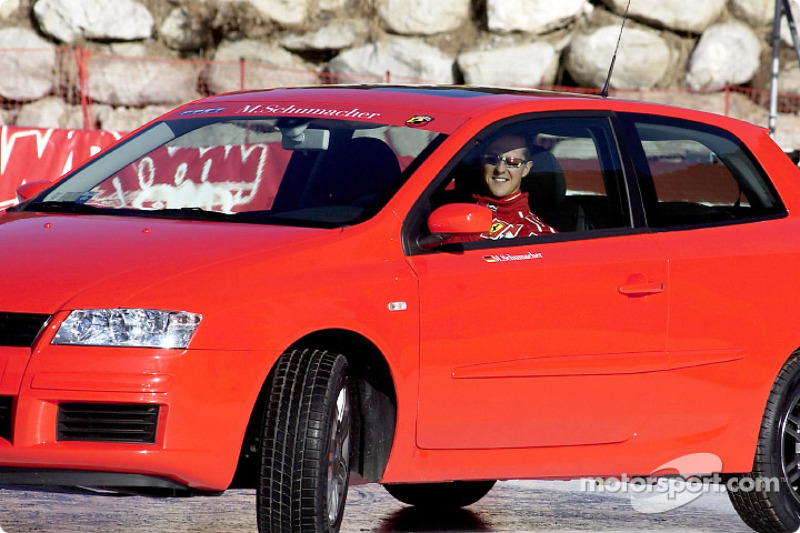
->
xmin=383 ymin=480 xmax=496 ymax=509
xmin=728 ymin=353 xmax=800 ymax=533
xmin=258 ymin=349 xmax=354 ymax=533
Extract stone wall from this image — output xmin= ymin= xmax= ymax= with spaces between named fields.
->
xmin=3 ymin=0 xmax=800 ymax=146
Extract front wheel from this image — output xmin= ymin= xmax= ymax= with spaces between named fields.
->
xmin=727 ymin=353 xmax=800 ymax=533
xmin=383 ymin=480 xmax=496 ymax=509
xmin=258 ymin=349 xmax=354 ymax=533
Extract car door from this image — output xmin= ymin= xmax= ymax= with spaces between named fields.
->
xmin=405 ymin=116 xmax=670 ymax=450
xmin=620 ymin=114 xmax=791 ymax=437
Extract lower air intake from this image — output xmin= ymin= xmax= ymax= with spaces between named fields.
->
xmin=0 ymin=396 xmax=12 ymax=441
xmin=57 ymin=403 xmax=160 ymax=444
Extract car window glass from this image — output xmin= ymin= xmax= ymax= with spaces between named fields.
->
xmin=631 ymin=118 xmax=785 ymax=228
xmin=428 ymin=116 xmax=630 ymax=242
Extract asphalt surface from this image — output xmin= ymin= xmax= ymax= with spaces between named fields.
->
xmin=0 ymin=479 xmax=755 ymax=533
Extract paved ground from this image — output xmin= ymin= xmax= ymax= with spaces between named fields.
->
xmin=0 ymin=479 xmax=754 ymax=533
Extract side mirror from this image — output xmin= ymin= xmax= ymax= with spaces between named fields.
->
xmin=16 ymin=180 xmax=51 ymax=202
xmin=419 ymin=203 xmax=493 ymax=250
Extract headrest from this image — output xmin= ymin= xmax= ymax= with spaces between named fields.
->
xmin=326 ymin=137 xmax=401 ymax=205
xmin=524 ymin=146 xmax=567 ymax=210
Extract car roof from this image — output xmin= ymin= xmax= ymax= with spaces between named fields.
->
xmin=167 ymin=85 xmax=767 ymax=136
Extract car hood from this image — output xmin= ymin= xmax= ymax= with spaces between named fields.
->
xmin=0 ymin=211 xmax=328 ymax=314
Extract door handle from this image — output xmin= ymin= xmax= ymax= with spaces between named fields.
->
xmin=619 ymin=273 xmax=664 ymax=296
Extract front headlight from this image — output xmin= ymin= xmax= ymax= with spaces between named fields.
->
xmin=52 ymin=309 xmax=202 ymax=349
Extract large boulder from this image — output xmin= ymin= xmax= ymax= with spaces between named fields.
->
xmin=782 ymin=0 xmax=800 ymax=47
xmin=731 ymin=0 xmax=774 ymax=27
xmin=33 ymin=0 xmax=154 ymax=44
xmin=219 ymin=0 xmax=309 ymax=29
xmin=458 ymin=42 xmax=558 ymax=87
xmin=15 ymin=97 xmax=84 ymax=129
xmin=328 ymin=37 xmax=455 ymax=84
xmin=208 ymin=40 xmax=318 ymax=93
xmin=601 ymin=0 xmax=726 ymax=34
xmin=319 ymin=0 xmax=345 ymax=10
xmin=0 ymin=107 xmax=13 ymax=126
xmin=0 ymin=0 xmax=19 ymax=19
xmin=87 ymin=45 xmax=203 ymax=106
xmin=686 ymin=22 xmax=762 ymax=90
xmin=565 ymin=26 xmax=671 ymax=90
xmin=378 ymin=0 xmax=470 ymax=35
xmin=160 ymin=6 xmax=209 ymax=51
xmin=95 ymin=104 xmax=174 ymax=132
xmin=0 ymin=27 xmax=56 ymax=101
xmin=487 ymin=0 xmax=593 ymax=34
xmin=281 ymin=19 xmax=369 ymax=52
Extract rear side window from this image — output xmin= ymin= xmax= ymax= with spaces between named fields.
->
xmin=627 ymin=115 xmax=785 ymax=228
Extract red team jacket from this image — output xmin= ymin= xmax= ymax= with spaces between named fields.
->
xmin=451 ymin=191 xmax=557 ymax=242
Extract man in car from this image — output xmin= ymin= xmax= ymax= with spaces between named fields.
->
xmin=453 ymin=134 xmax=557 ymax=241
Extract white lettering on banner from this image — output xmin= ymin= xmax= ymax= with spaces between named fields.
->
xmin=238 ymin=103 xmax=381 ymax=120
xmin=0 ymin=126 xmax=123 ymax=207
xmin=92 ymin=143 xmax=273 ymax=213
xmin=1 ymin=126 xmax=54 ymax=175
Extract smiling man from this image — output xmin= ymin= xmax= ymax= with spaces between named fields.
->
xmin=469 ymin=134 xmax=557 ymax=240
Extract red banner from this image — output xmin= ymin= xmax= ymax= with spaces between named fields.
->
xmin=0 ymin=126 xmax=123 ymax=209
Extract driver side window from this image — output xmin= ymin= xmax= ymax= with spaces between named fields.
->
xmin=430 ymin=116 xmax=631 ymax=243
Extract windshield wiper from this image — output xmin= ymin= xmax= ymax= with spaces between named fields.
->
xmin=27 ymin=201 xmax=117 ymax=215
xmin=26 ymin=202 xmax=238 ymax=221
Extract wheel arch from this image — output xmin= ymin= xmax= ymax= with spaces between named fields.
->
xmin=231 ymin=328 xmax=398 ymax=488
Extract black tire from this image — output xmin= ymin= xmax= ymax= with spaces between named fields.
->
xmin=258 ymin=349 xmax=354 ymax=533
xmin=728 ymin=353 xmax=800 ymax=533
xmin=383 ymin=480 xmax=496 ymax=509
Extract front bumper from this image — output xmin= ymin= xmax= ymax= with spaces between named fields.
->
xmin=0 ymin=317 xmax=275 ymax=491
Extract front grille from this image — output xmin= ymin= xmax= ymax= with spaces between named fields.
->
xmin=57 ymin=403 xmax=160 ymax=444
xmin=0 ymin=312 xmax=50 ymax=347
xmin=0 ymin=396 xmax=12 ymax=441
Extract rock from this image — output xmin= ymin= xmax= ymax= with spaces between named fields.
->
xmin=686 ymin=22 xmax=762 ymax=90
xmin=87 ymin=46 xmax=203 ymax=106
xmin=773 ymin=112 xmax=800 ymax=152
xmin=457 ymin=42 xmax=558 ymax=87
xmin=601 ymin=0 xmax=726 ymax=34
xmin=281 ymin=19 xmax=368 ymax=51
xmin=731 ymin=0 xmax=774 ymax=27
xmin=15 ymin=97 xmax=84 ymax=129
xmin=220 ymin=0 xmax=309 ymax=29
xmin=208 ymin=39 xmax=318 ymax=93
xmin=777 ymin=62 xmax=800 ymax=94
xmin=781 ymin=0 xmax=800 ymax=47
xmin=487 ymin=0 xmax=593 ymax=34
xmin=565 ymin=26 xmax=671 ymax=90
xmin=160 ymin=6 xmax=209 ymax=51
xmin=0 ymin=107 xmax=13 ymax=126
xmin=319 ymin=0 xmax=345 ymax=10
xmin=33 ymin=0 xmax=154 ymax=44
xmin=0 ymin=28 xmax=56 ymax=101
xmin=95 ymin=104 xmax=174 ymax=132
xmin=378 ymin=0 xmax=470 ymax=36
xmin=0 ymin=0 xmax=19 ymax=19
xmin=328 ymin=37 xmax=455 ymax=84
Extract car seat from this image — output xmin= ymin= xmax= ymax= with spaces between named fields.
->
xmin=523 ymin=146 xmax=589 ymax=232
xmin=308 ymin=136 xmax=402 ymax=208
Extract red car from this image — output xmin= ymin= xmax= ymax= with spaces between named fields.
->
xmin=1 ymin=85 xmax=799 ymax=533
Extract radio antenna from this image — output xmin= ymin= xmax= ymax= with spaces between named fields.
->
xmin=600 ymin=0 xmax=632 ymax=98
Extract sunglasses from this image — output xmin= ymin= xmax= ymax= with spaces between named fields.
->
xmin=482 ymin=153 xmax=528 ymax=168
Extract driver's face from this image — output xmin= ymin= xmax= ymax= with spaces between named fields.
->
xmin=481 ymin=137 xmax=532 ymax=199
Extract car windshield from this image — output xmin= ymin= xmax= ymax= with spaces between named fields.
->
xmin=27 ymin=116 xmax=445 ymax=227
